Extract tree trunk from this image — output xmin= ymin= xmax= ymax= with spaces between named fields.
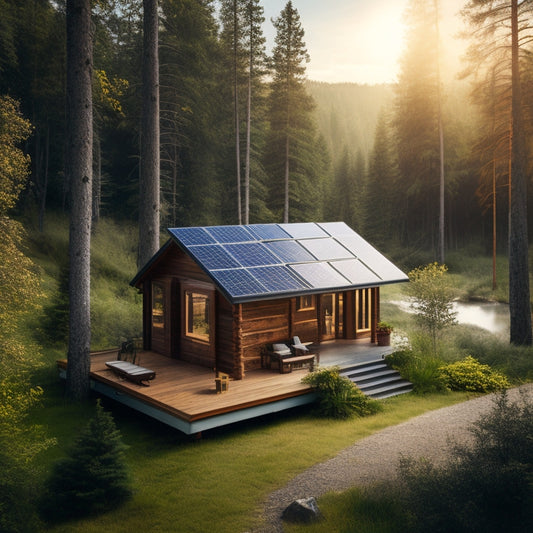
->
xmin=138 ymin=0 xmax=160 ymax=268
xmin=244 ymin=57 xmax=252 ymax=225
xmin=509 ymin=0 xmax=532 ymax=345
xmin=65 ymin=0 xmax=93 ymax=400
xmin=93 ymin=132 xmax=101 ymax=224
xmin=435 ymin=0 xmax=445 ymax=264
xmin=233 ymin=0 xmax=242 ymax=225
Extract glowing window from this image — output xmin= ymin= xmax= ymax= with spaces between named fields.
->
xmin=152 ymin=282 xmax=165 ymax=329
xmin=185 ymin=291 xmax=210 ymax=342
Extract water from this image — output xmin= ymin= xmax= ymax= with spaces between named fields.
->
xmin=390 ymin=299 xmax=510 ymax=335
xmin=452 ymin=301 xmax=509 ymax=334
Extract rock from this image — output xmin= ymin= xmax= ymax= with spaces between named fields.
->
xmin=281 ymin=497 xmax=323 ymax=523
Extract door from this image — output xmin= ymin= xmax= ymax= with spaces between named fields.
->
xmin=320 ymin=294 xmax=336 ymax=340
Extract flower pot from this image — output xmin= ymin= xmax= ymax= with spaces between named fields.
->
xmin=377 ymin=331 xmax=391 ymax=346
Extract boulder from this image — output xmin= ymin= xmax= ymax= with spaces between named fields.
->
xmin=281 ymin=497 xmax=323 ymax=523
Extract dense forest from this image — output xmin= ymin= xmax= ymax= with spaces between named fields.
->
xmin=2 ymin=0 xmax=532 ymax=262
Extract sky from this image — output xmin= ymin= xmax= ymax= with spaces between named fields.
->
xmin=261 ymin=0 xmax=468 ymax=84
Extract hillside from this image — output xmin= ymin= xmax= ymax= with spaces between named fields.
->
xmin=307 ymin=81 xmax=394 ymax=164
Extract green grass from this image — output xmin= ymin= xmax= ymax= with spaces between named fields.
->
xmin=32 ymin=383 xmax=468 ymax=533
xmin=284 ymin=486 xmax=408 ymax=533
xmin=21 ymin=219 xmax=532 ymax=531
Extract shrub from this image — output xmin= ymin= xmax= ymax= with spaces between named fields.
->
xmin=40 ymin=400 xmax=132 ymax=523
xmin=396 ymin=390 xmax=533 ymax=532
xmin=385 ymin=350 xmax=447 ymax=394
xmin=302 ymin=367 xmax=382 ymax=419
xmin=439 ymin=356 xmax=510 ymax=392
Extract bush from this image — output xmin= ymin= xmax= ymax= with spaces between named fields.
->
xmin=396 ymin=389 xmax=533 ymax=532
xmin=40 ymin=400 xmax=132 ymax=523
xmin=302 ymin=367 xmax=382 ymax=419
xmin=385 ymin=350 xmax=447 ymax=394
xmin=439 ymin=356 xmax=510 ymax=392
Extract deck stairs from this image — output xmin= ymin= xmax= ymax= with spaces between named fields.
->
xmin=340 ymin=358 xmax=413 ymax=399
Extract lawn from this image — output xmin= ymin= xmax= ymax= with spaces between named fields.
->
xmin=34 ymin=375 xmax=469 ymax=533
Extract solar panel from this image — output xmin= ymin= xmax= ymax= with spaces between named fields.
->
xmin=168 ymin=227 xmax=216 ymax=246
xmin=187 ymin=245 xmax=240 ymax=270
xmin=246 ymin=224 xmax=290 ymax=241
xmin=165 ymin=221 xmax=408 ymax=303
xmin=265 ymin=240 xmax=315 ymax=263
xmin=299 ymin=237 xmax=354 ymax=260
xmin=223 ymin=242 xmax=281 ymax=267
xmin=248 ymin=266 xmax=309 ymax=292
xmin=209 ymin=268 xmax=266 ymax=297
xmin=289 ymin=262 xmax=349 ymax=289
xmin=335 ymin=234 xmax=406 ymax=281
xmin=206 ymin=225 xmax=255 ymax=243
xmin=279 ymin=222 xmax=328 ymax=239
xmin=330 ymin=259 xmax=381 ymax=285
xmin=318 ymin=221 xmax=353 ymax=237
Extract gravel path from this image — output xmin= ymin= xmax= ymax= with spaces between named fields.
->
xmin=254 ymin=384 xmax=532 ymax=533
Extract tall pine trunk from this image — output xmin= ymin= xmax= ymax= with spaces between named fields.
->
xmin=244 ymin=55 xmax=252 ymax=225
xmin=138 ymin=0 xmax=160 ymax=268
xmin=233 ymin=0 xmax=242 ymax=224
xmin=509 ymin=0 xmax=532 ymax=345
xmin=66 ymin=0 xmax=93 ymax=400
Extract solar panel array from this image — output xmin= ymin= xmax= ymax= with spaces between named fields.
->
xmin=168 ymin=222 xmax=408 ymax=303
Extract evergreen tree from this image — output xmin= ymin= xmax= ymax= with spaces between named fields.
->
xmin=394 ymin=0 xmax=442 ymax=254
xmin=462 ymin=0 xmax=533 ymax=345
xmin=265 ymin=1 xmax=322 ymax=222
xmin=364 ymin=110 xmax=399 ymax=247
xmin=41 ymin=400 xmax=131 ymax=522
xmin=159 ymin=0 xmax=225 ymax=227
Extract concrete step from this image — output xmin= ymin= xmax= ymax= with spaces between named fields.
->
xmin=340 ymin=357 xmax=413 ymax=399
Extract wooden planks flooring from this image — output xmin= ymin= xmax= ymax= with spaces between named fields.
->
xmin=60 ymin=350 xmax=312 ymax=423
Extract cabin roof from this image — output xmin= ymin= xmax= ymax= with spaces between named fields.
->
xmin=132 ymin=222 xmax=408 ymax=303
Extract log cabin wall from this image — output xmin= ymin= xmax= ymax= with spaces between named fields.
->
xmin=240 ymin=299 xmax=292 ymax=372
xmin=291 ymin=297 xmax=320 ymax=344
xmin=216 ymin=294 xmax=240 ymax=378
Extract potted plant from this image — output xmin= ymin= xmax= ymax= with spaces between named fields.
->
xmin=376 ymin=321 xmax=393 ymax=346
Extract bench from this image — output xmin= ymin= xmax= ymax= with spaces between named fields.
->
xmin=278 ymin=353 xmax=316 ymax=374
xmin=105 ymin=360 xmax=156 ymax=386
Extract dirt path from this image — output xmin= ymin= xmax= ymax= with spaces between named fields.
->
xmin=254 ymin=384 xmax=532 ymax=533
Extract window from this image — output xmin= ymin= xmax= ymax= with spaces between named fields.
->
xmin=152 ymin=282 xmax=165 ymax=328
xmin=185 ymin=291 xmax=210 ymax=342
xmin=296 ymin=295 xmax=315 ymax=311
xmin=357 ymin=288 xmax=372 ymax=332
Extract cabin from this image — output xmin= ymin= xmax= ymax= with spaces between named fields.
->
xmin=131 ymin=222 xmax=408 ymax=380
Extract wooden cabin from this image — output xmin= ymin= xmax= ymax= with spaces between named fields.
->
xmin=131 ymin=222 xmax=408 ymax=380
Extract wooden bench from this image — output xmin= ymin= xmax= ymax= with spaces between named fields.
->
xmin=278 ymin=353 xmax=316 ymax=374
xmin=105 ymin=360 xmax=156 ymax=386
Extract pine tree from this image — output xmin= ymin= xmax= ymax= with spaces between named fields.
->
xmin=462 ymin=0 xmax=532 ymax=345
xmin=394 ymin=0 xmax=442 ymax=253
xmin=265 ymin=1 xmax=319 ymax=223
xmin=41 ymin=400 xmax=131 ymax=523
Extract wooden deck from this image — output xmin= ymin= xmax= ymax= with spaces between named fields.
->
xmin=57 ymin=339 xmax=392 ymax=435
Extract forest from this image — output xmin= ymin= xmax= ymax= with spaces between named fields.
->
xmin=2 ymin=0 xmax=531 ymax=260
